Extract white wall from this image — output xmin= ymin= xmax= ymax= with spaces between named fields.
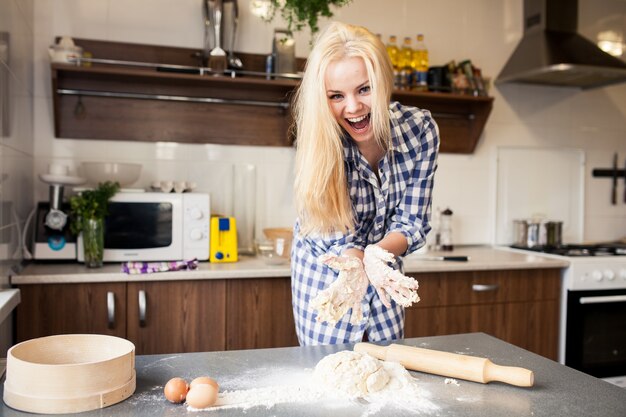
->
xmin=32 ymin=0 xmax=626 ymax=245
xmin=0 ymin=0 xmax=35 ymax=354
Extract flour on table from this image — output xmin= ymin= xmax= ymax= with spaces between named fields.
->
xmin=189 ymin=350 xmax=439 ymax=416
xmin=444 ymin=378 xmax=460 ymax=386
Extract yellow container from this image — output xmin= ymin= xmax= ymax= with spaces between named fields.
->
xmin=210 ymin=217 xmax=238 ymax=262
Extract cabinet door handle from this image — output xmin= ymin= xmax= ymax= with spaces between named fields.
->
xmin=138 ymin=290 xmax=147 ymax=327
xmin=107 ymin=291 xmax=115 ymax=329
xmin=580 ymin=295 xmax=626 ymax=304
xmin=472 ymin=284 xmax=499 ymax=292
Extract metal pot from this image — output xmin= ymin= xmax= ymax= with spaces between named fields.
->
xmin=544 ymin=221 xmax=563 ymax=247
xmin=513 ymin=219 xmax=563 ymax=248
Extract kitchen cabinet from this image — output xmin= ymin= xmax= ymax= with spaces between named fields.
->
xmin=404 ymin=268 xmax=561 ymax=360
xmin=16 ymin=282 xmax=127 ymax=339
xmin=14 ymin=268 xmax=560 ymax=358
xmin=125 ymin=280 xmax=227 ymax=354
xmin=51 ymin=38 xmax=493 ymax=153
xmin=15 ymin=280 xmax=227 ymax=354
xmin=15 ymin=277 xmax=298 ymax=354
xmin=226 ymin=278 xmax=299 ymax=350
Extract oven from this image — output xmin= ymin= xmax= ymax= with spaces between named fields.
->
xmin=511 ymin=244 xmax=626 ymax=388
xmin=565 ymin=288 xmax=626 ymax=385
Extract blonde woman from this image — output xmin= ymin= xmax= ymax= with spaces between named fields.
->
xmin=291 ymin=22 xmax=439 ymax=345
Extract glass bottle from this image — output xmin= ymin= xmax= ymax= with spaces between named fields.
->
xmin=413 ymin=33 xmax=429 ymax=91
xmin=386 ymin=35 xmax=400 ymax=69
xmin=386 ymin=35 xmax=401 ymax=88
xmin=440 ymin=208 xmax=454 ymax=251
xmin=398 ymin=37 xmax=414 ymax=90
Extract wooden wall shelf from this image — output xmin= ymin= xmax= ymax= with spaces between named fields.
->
xmin=51 ymin=38 xmax=494 ymax=153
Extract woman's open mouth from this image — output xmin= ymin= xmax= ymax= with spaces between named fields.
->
xmin=346 ymin=113 xmax=370 ymax=132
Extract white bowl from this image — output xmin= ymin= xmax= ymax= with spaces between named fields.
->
xmin=81 ymin=162 xmax=142 ymax=187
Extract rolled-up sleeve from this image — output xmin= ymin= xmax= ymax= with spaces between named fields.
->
xmin=386 ymin=107 xmax=440 ymax=255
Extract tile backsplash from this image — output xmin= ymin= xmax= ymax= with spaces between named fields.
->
xmin=0 ymin=0 xmax=35 ymax=355
xmin=30 ymin=0 xmax=626 ymax=246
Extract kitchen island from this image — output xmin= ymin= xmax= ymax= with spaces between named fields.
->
xmin=2 ymin=333 xmax=624 ymax=417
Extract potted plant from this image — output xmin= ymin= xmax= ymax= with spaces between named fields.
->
xmin=70 ymin=181 xmax=120 ymax=268
xmin=257 ymin=0 xmax=352 ymax=34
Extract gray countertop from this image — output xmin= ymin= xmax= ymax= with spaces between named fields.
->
xmin=2 ymin=333 xmax=624 ymax=416
xmin=11 ymin=246 xmax=568 ymax=284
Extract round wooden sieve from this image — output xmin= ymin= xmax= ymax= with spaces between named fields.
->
xmin=3 ymin=334 xmax=136 ymax=414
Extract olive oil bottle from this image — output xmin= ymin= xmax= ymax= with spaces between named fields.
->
xmin=398 ymin=37 xmax=414 ymax=89
xmin=412 ymin=34 xmax=429 ymax=91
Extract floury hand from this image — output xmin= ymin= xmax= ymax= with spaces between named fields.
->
xmin=309 ymin=254 xmax=369 ymax=326
xmin=363 ymin=245 xmax=420 ymax=308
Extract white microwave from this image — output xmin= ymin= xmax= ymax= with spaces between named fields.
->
xmin=77 ymin=192 xmax=210 ymax=262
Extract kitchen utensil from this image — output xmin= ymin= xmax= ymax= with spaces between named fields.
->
xmin=612 ymin=152 xmax=618 ymax=205
xmin=72 ymin=56 xmax=303 ymax=79
xmin=513 ymin=219 xmax=562 ymax=248
xmin=210 ymin=216 xmax=238 ymax=262
xmin=354 ymin=342 xmax=534 ymax=387
xmin=3 ymin=334 xmax=136 ymax=414
xmin=255 ymin=239 xmax=287 ymax=265
xmin=48 ymin=37 xmax=83 ymax=64
xmin=272 ymin=29 xmax=296 ymax=74
xmin=81 ymin=162 xmax=142 ymax=187
xmin=227 ymin=0 xmax=243 ymax=69
xmin=263 ymin=227 xmax=292 ymax=260
xmin=208 ymin=0 xmax=227 ymax=72
xmin=202 ymin=0 xmax=214 ymax=66
xmin=418 ymin=256 xmax=469 ymax=261
xmin=545 ymin=220 xmax=563 ymax=247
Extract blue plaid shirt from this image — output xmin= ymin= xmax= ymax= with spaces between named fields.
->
xmin=291 ymin=101 xmax=439 ymax=345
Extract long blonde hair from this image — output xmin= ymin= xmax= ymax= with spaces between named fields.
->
xmin=293 ymin=22 xmax=394 ymax=235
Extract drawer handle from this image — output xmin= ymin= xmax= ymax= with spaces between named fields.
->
xmin=138 ymin=290 xmax=147 ymax=327
xmin=472 ymin=284 xmax=499 ymax=292
xmin=107 ymin=291 xmax=115 ymax=329
xmin=580 ymin=295 xmax=626 ymax=304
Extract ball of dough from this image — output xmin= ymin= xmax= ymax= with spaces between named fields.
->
xmin=313 ymin=350 xmax=390 ymax=397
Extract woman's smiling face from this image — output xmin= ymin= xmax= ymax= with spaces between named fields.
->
xmin=325 ymin=56 xmax=374 ymax=144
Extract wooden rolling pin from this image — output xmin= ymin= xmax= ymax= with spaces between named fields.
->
xmin=354 ymin=342 xmax=534 ymax=387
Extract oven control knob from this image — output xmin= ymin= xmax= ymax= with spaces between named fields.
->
xmin=591 ymin=270 xmax=603 ymax=282
xmin=603 ymin=269 xmax=615 ymax=281
xmin=189 ymin=208 xmax=204 ymax=220
xmin=620 ymin=269 xmax=626 ymax=280
xmin=190 ymin=228 xmax=203 ymax=241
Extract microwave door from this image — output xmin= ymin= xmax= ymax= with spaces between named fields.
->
xmin=102 ymin=199 xmax=183 ymax=261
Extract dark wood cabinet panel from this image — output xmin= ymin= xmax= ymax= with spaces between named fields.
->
xmin=226 ymin=278 xmax=299 ymax=350
xmin=16 ymin=283 xmax=127 ymax=341
xmin=405 ymin=269 xmax=561 ymax=360
xmin=126 ymin=280 xmax=226 ymax=354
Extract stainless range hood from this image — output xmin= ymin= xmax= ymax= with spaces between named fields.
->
xmin=496 ymin=0 xmax=626 ymax=89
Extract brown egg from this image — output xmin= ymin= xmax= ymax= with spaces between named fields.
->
xmin=186 ymin=383 xmax=218 ymax=409
xmin=190 ymin=376 xmax=219 ymax=391
xmin=163 ymin=377 xmax=189 ymax=403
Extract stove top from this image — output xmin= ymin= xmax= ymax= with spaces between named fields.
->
xmin=511 ymin=243 xmax=626 ymax=257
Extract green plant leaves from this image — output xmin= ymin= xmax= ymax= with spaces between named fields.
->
xmin=266 ymin=0 xmax=352 ymax=34
xmin=69 ymin=181 xmax=120 ymax=235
